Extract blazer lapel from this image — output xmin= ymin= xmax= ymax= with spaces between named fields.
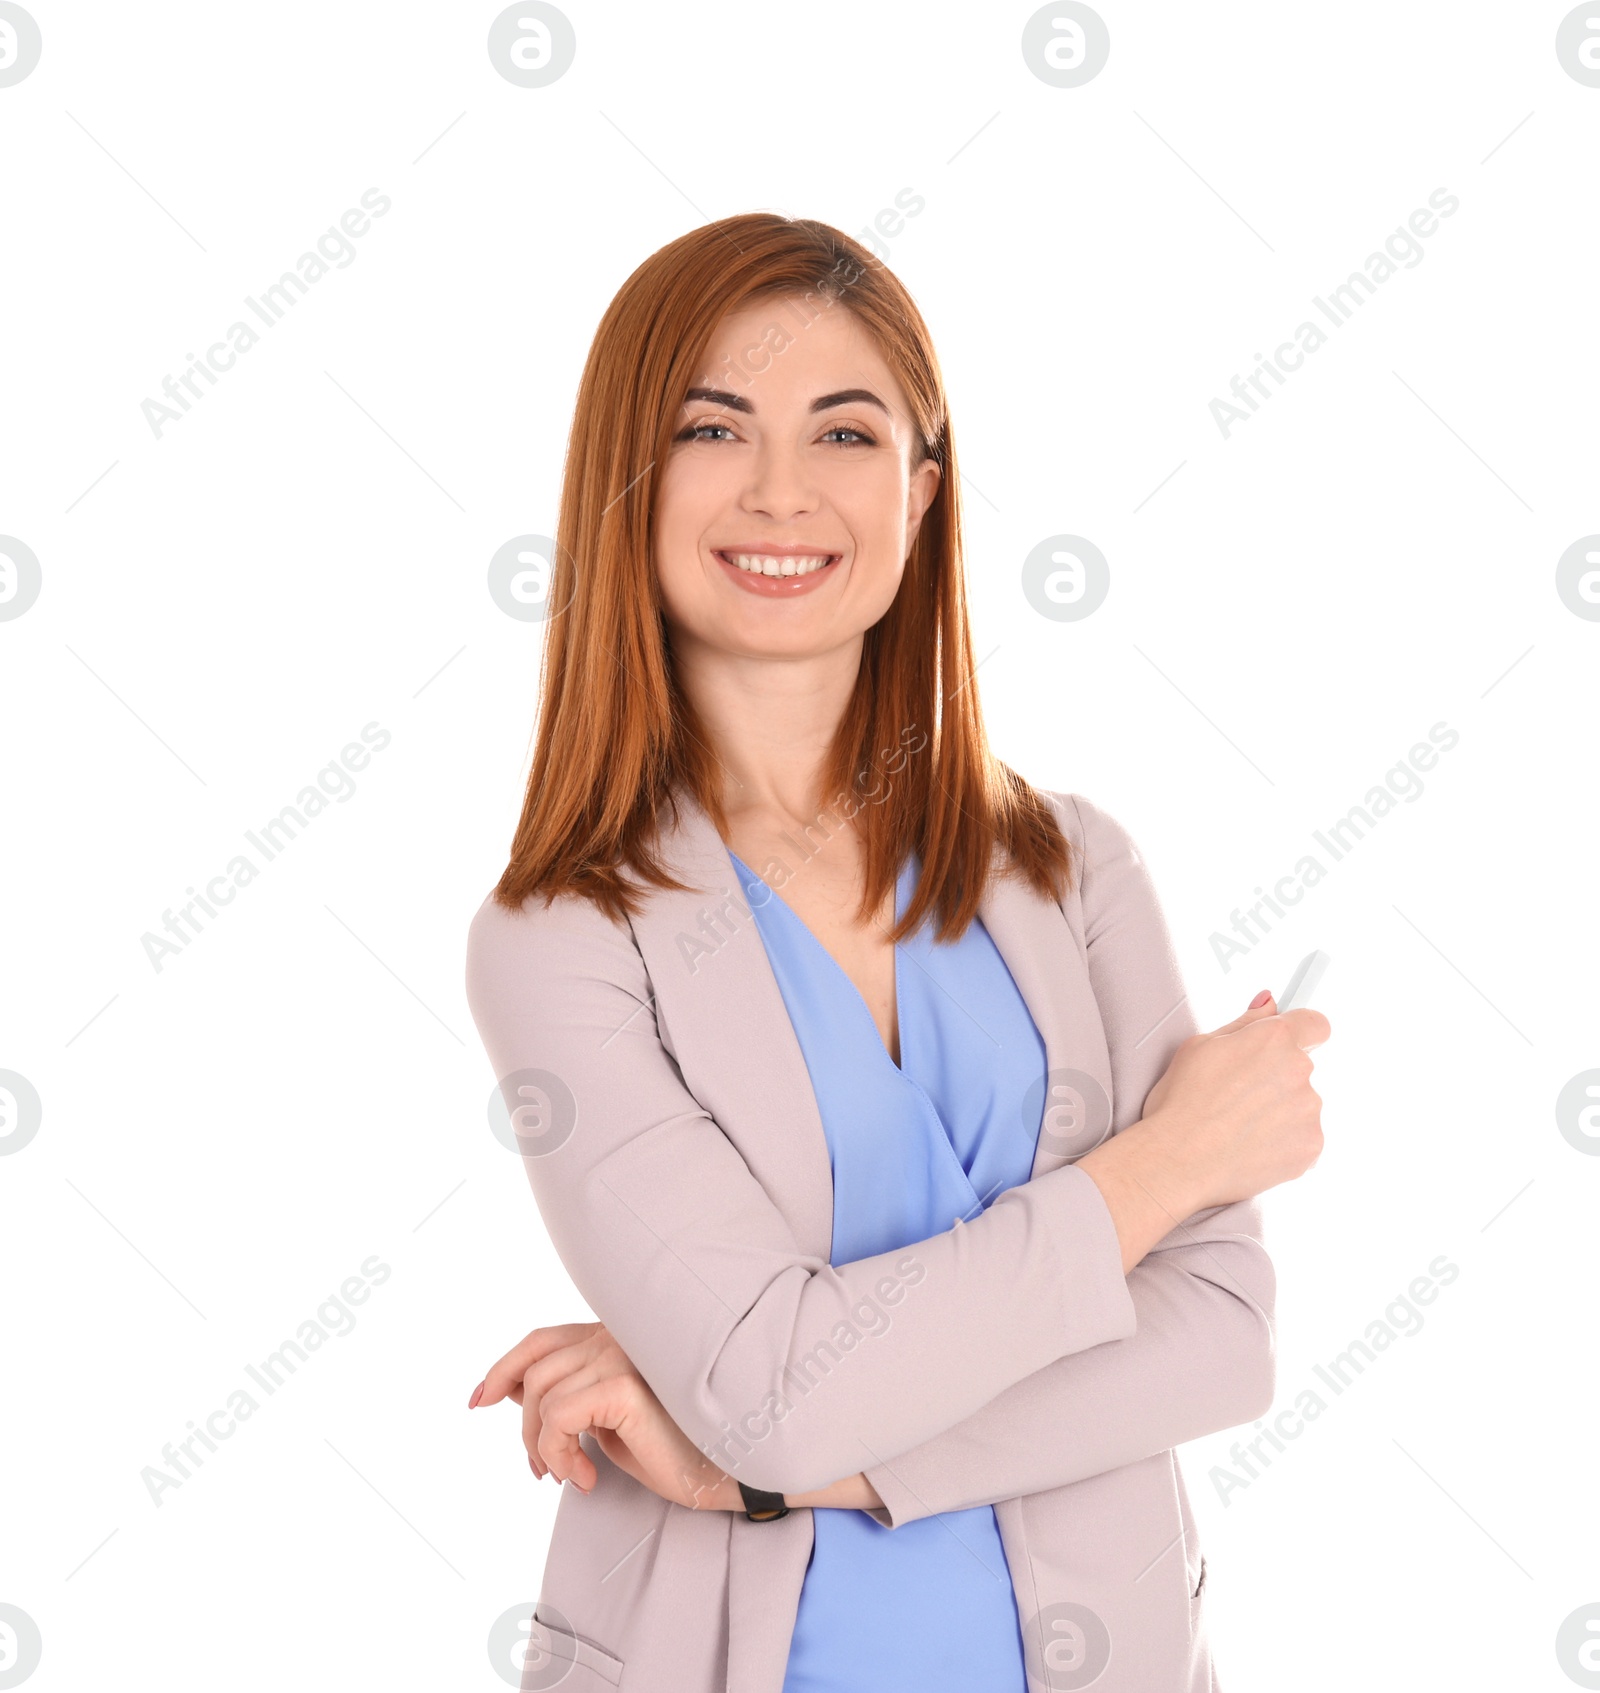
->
xmin=626 ymin=787 xmax=1117 ymax=1217
xmin=975 ymin=844 xmax=1118 ymax=1176
xmin=624 ymin=786 xmax=838 ymax=1260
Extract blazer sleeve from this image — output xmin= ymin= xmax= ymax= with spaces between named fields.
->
xmin=464 ymin=873 xmax=1140 ymax=1499
xmin=860 ymin=791 xmax=1277 ymax=1526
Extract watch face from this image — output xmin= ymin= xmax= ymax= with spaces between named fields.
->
xmin=739 ymin=1484 xmax=788 ymax=1520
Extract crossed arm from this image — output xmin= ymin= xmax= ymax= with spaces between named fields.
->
xmin=856 ymin=791 xmax=1275 ymax=1523
xmin=464 ymin=793 xmax=1276 ymax=1516
xmin=851 ymin=1198 xmax=1271 ymax=1523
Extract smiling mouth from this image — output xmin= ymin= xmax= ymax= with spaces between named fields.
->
xmin=714 ymin=550 xmax=840 ymax=579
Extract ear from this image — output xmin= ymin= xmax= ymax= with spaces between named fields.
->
xmin=903 ymin=455 xmax=942 ymax=557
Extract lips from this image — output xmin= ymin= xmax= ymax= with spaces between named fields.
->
xmin=711 ymin=548 xmax=844 ymax=599
xmin=713 ymin=549 xmax=840 ymax=579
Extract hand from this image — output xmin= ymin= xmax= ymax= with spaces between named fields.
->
xmin=469 ymin=1322 xmax=742 ymax=1510
xmin=1141 ymin=988 xmax=1330 ymax=1212
xmin=1141 ymin=990 xmax=1280 ymax=1124
xmin=466 ymin=1323 xmax=886 ymax=1514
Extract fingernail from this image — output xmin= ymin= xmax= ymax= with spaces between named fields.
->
xmin=1248 ymin=989 xmax=1272 ymax=1009
xmin=468 ymin=1380 xmax=485 ymax=1409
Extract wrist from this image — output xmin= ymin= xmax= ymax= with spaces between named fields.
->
xmin=682 ymin=1467 xmax=745 ymax=1512
xmin=1126 ymin=1108 xmax=1211 ymax=1215
xmin=784 ymin=1472 xmax=881 ymax=1511
xmin=711 ymin=1473 xmax=746 ymax=1511
xmin=1077 ymin=1114 xmax=1208 ymax=1272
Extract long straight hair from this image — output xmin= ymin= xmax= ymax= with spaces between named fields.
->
xmin=492 ymin=212 xmax=1073 ymax=944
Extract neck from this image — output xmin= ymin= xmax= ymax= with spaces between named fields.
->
xmin=669 ymin=632 xmax=864 ymax=827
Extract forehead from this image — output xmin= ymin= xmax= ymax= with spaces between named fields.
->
xmin=689 ymin=294 xmax=908 ymax=412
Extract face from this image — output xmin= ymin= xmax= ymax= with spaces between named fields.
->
xmin=651 ymin=294 xmax=941 ymax=665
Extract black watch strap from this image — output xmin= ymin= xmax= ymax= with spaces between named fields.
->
xmin=737 ymin=1482 xmax=790 ymax=1521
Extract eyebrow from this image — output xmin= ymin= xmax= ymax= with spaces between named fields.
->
xmin=680 ymin=385 xmax=891 ymax=417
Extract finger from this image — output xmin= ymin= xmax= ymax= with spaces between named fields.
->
xmin=1208 ymin=997 xmax=1280 ymax=1039
xmin=536 ymin=1419 xmax=586 ymax=1490
xmin=521 ymin=1333 xmax=607 ymax=1409
xmin=521 ymin=1377 xmax=546 ymax=1476
xmin=528 ymin=1367 xmax=551 ymax=1476
xmin=519 ymin=1335 xmax=613 ymax=1476
xmin=1279 ymin=1006 xmax=1332 ymax=1050
xmin=474 ymin=1322 xmax=604 ymax=1409
xmin=537 ymin=1418 xmax=597 ymax=1492
xmin=541 ymin=1379 xmax=636 ymax=1492
xmin=529 ymin=1360 xmax=609 ymax=1485
xmin=523 ymin=1360 xmax=583 ymax=1477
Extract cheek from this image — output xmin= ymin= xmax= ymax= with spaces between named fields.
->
xmin=651 ymin=478 xmax=697 ymax=586
xmin=650 ymin=475 xmax=722 ymax=635
xmin=652 ymin=456 xmax=729 ymax=565
xmin=838 ymin=466 xmax=911 ymax=557
xmin=652 ymin=467 xmax=685 ymax=541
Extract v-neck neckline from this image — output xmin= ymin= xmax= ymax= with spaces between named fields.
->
xmin=727 ymin=847 xmax=912 ymax=1076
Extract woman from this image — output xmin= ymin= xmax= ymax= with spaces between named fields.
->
xmin=463 ymin=212 xmax=1327 ymax=1693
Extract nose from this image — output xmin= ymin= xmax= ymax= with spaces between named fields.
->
xmin=739 ymin=437 xmax=820 ymax=523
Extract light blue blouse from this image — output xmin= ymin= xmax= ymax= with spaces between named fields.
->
xmin=727 ymin=846 xmax=1049 ymax=1693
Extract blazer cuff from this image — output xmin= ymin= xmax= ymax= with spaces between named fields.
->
xmin=1050 ymin=1161 xmax=1139 ymax=1346
xmin=860 ymin=1458 xmax=934 ymax=1529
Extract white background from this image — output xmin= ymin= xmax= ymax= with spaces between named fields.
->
xmin=2 ymin=2 xmax=1596 ymax=1689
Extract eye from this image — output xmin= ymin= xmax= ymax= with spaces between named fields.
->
xmin=675 ymin=419 xmax=738 ymax=443
xmin=821 ymin=424 xmax=876 ymax=446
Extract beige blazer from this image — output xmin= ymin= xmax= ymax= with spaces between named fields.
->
xmin=464 ymin=786 xmax=1276 ymax=1692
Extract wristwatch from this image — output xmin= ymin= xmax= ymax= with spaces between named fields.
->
xmin=737 ymin=1482 xmax=790 ymax=1521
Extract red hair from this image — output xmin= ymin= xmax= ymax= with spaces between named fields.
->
xmin=491 ymin=212 xmax=1073 ymax=943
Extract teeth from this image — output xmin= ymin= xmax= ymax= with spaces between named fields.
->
xmin=723 ymin=552 xmax=835 ymax=577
